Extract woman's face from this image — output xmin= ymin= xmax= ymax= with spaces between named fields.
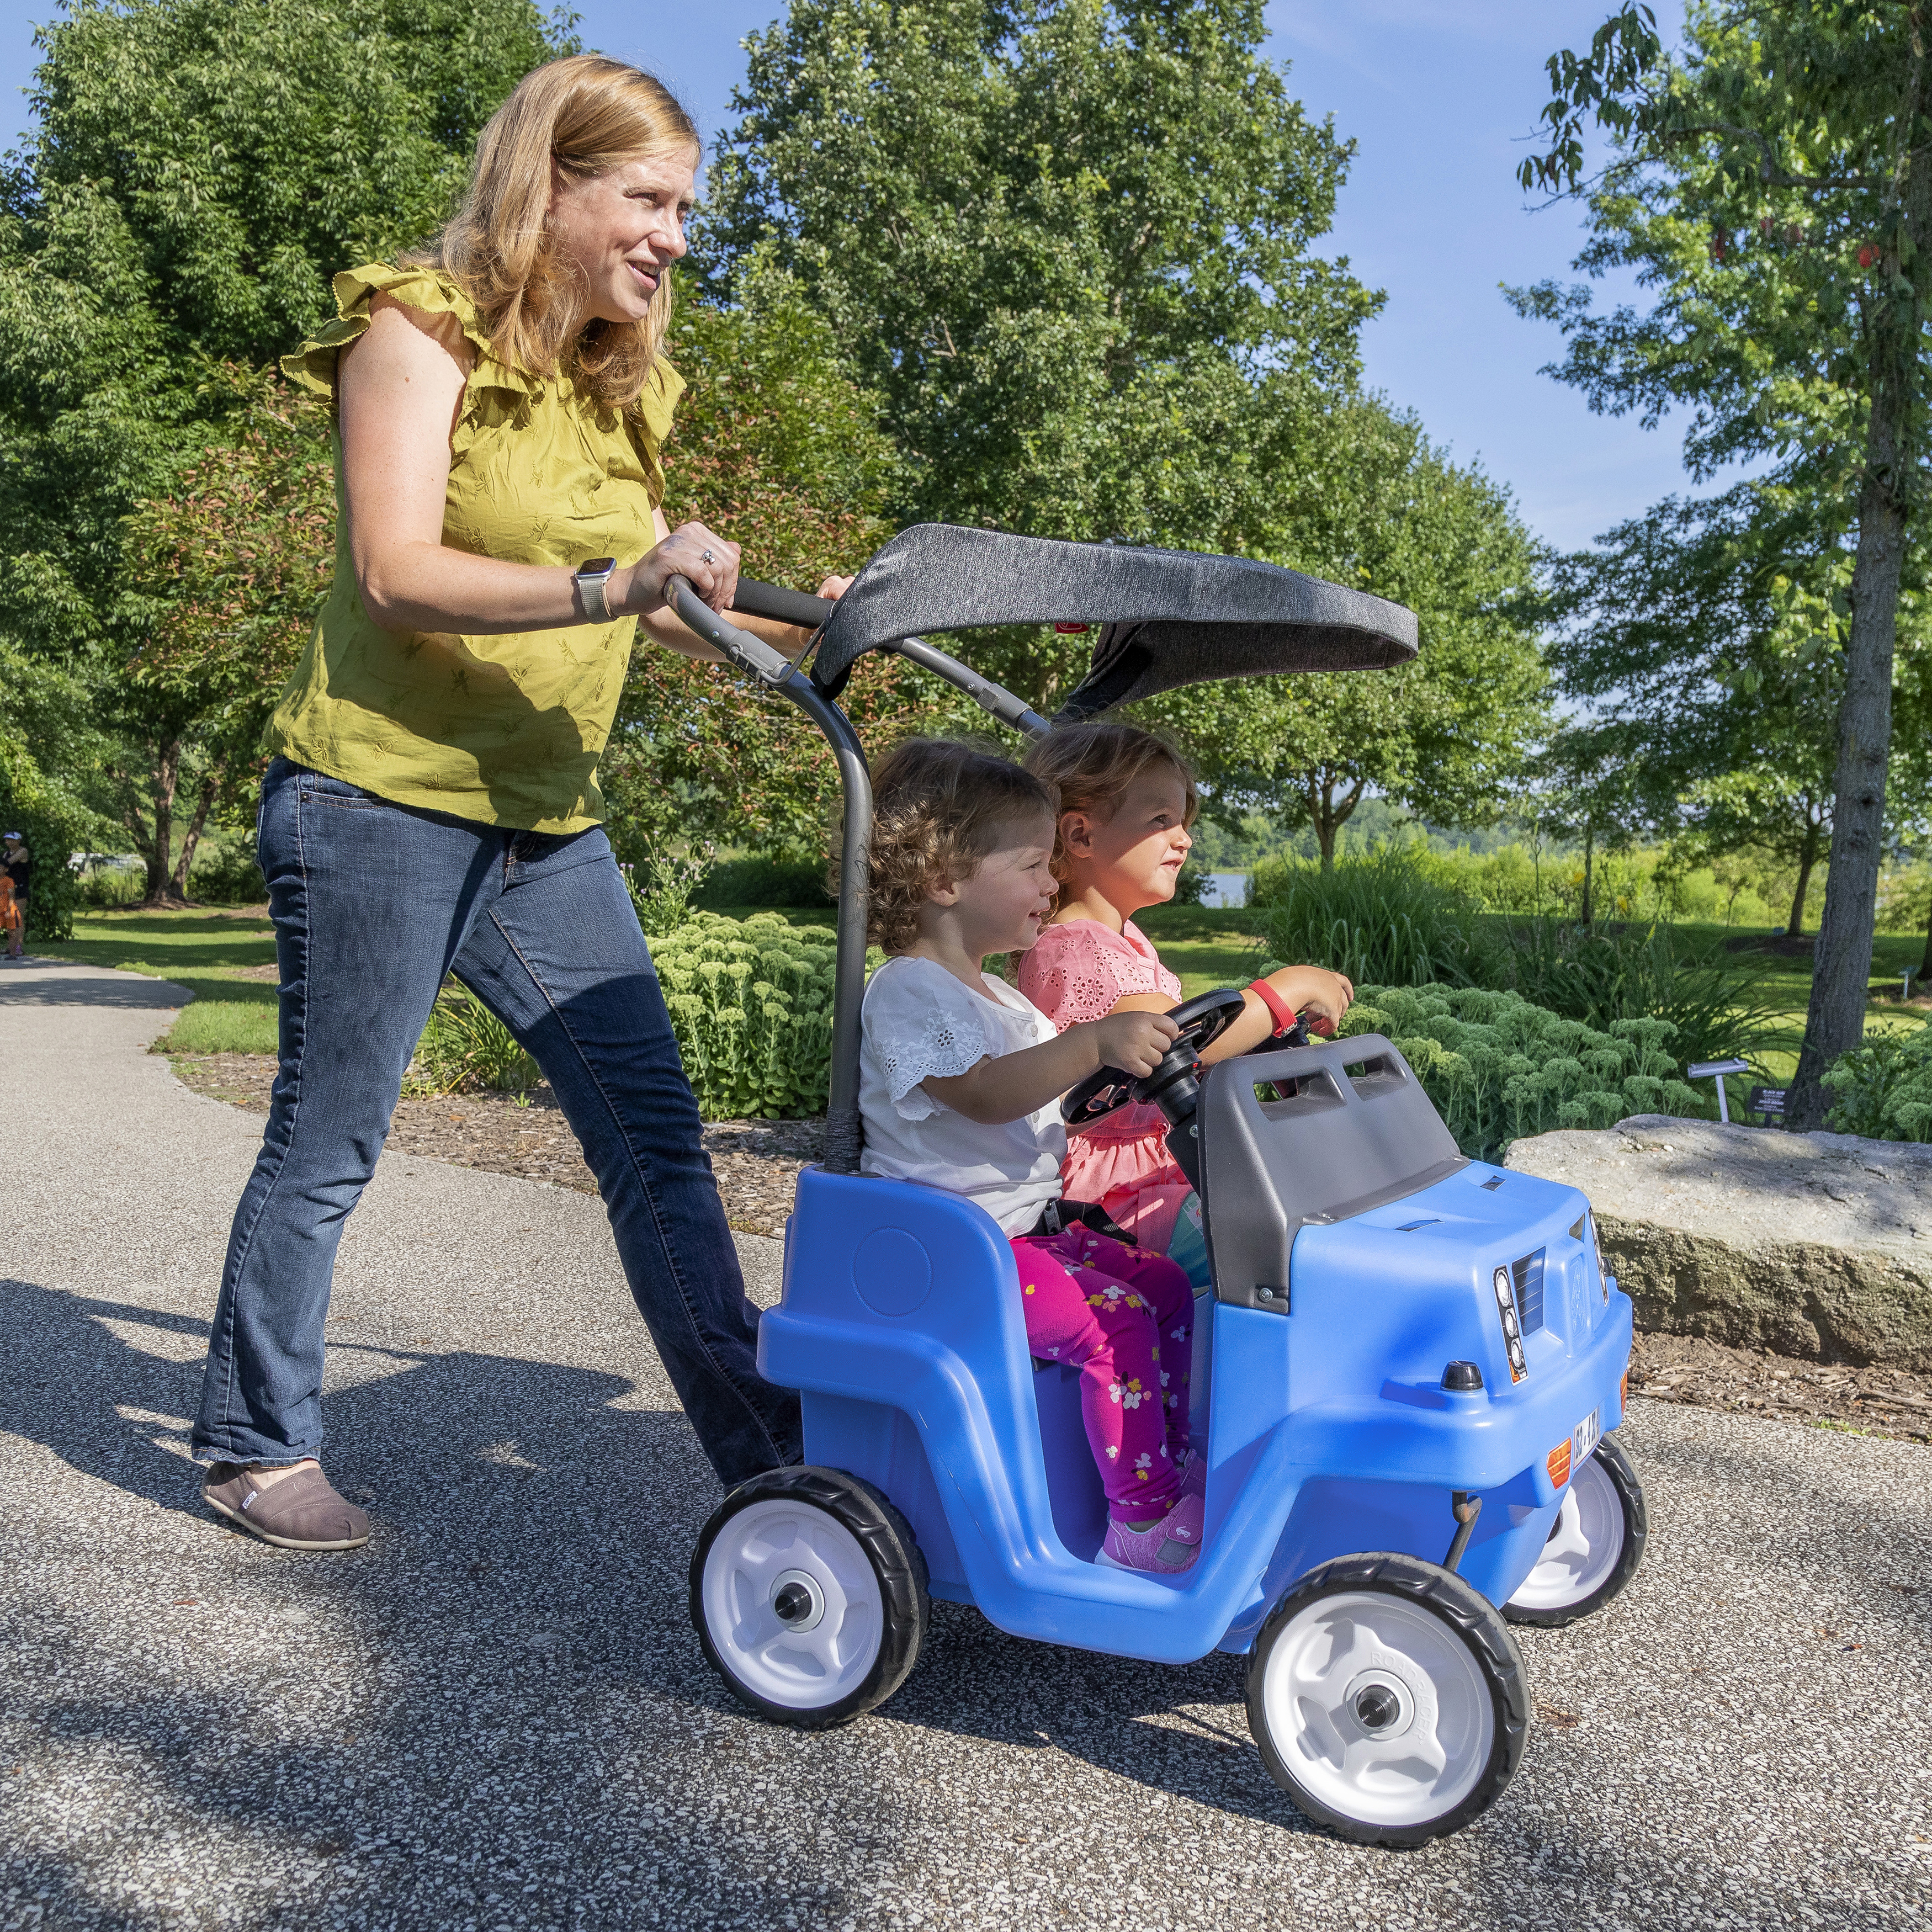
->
xmin=548 ymin=147 xmax=697 ymax=330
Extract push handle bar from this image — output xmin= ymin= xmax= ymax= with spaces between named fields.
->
xmin=732 ymin=576 xmax=838 ymax=629
xmin=666 ymin=577 xmax=799 ymax=684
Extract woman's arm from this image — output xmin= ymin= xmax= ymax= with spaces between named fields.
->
xmin=338 ymin=295 xmax=745 ymax=640
xmin=922 ymin=1011 xmax=1179 ymax=1127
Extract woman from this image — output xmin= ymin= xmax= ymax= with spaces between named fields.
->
xmin=193 ymin=56 xmax=830 ymax=1551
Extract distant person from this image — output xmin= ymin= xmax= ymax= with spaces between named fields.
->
xmin=1 ymin=832 xmax=28 ymax=959
xmin=194 ymin=56 xmax=845 ymax=1552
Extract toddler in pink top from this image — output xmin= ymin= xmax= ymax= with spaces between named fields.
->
xmin=1018 ymin=724 xmax=1355 ymax=1267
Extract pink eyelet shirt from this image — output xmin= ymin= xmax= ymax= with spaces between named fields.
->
xmin=1016 ymin=918 xmax=1194 ymax=1254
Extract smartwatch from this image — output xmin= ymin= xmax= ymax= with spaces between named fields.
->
xmin=575 ymin=556 xmax=619 ymax=624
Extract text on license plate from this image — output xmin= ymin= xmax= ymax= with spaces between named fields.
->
xmin=1573 ymin=1407 xmax=1602 ymax=1463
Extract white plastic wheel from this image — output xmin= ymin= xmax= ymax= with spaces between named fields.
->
xmin=698 ymin=1496 xmax=884 ymax=1712
xmin=1508 ymin=1452 xmax=1625 ymax=1615
xmin=1252 ymin=1588 xmax=1496 ymax=1832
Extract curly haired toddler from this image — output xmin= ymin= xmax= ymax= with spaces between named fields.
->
xmin=857 ymin=739 xmax=1205 ymax=1574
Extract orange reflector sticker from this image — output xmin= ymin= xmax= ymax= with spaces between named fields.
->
xmin=1621 ymin=1371 xmax=1630 ymax=1413
xmin=1547 ymin=1440 xmax=1573 ymax=1489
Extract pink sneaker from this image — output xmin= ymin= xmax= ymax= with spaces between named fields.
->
xmin=1177 ymin=1449 xmax=1207 ymax=1501
xmin=1096 ymin=1492 xmax=1204 ymax=1574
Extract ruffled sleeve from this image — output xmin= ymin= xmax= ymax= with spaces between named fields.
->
xmin=279 ymin=262 xmax=537 ymax=406
xmin=1017 ymin=921 xmax=1151 ymax=1032
xmin=628 ymin=357 xmax=684 ymax=508
xmin=862 ymin=959 xmax=996 ymax=1122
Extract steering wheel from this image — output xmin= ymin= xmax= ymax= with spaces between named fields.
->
xmin=1061 ymin=986 xmax=1249 ymax=1127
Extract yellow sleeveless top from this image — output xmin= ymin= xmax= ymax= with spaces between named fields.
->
xmin=269 ymin=263 xmax=684 ymax=833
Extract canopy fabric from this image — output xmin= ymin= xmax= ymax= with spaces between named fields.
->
xmin=810 ymin=524 xmax=1419 ymax=709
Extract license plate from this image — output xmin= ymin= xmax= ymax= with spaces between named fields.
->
xmin=1573 ymin=1407 xmax=1602 ymax=1463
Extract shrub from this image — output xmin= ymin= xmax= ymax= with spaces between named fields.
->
xmin=654 ymin=912 xmax=841 ymax=1118
xmin=623 ymin=845 xmax=713 ymax=938
xmin=1317 ymin=983 xmax=1705 ymax=1162
xmin=693 ymin=854 xmax=835 ymax=910
xmin=1252 ymin=847 xmax=1491 ymax=987
xmin=1822 ymin=1020 xmax=1932 ymax=1142
xmin=1496 ymin=919 xmax=1791 ymax=1081
xmin=410 ymin=985 xmax=540 ymax=1096
xmin=187 ymin=836 xmax=266 ymax=905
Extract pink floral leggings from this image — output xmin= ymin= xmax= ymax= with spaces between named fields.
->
xmin=1011 ymin=1227 xmax=1194 ymax=1521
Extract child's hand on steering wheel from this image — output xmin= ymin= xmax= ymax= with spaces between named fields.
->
xmin=1086 ymin=1010 xmax=1180 ymax=1079
xmin=1263 ymin=965 xmax=1355 ymax=1037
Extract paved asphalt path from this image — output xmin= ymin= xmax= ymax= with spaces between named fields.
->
xmin=3 ymin=958 xmax=1929 ymax=1931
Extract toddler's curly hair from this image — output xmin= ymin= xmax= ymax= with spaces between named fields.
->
xmin=862 ymin=739 xmax=1059 ymax=954
xmin=1022 ymin=722 xmax=1198 ymax=890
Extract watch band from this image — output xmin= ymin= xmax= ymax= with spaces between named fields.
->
xmin=1248 ymin=978 xmax=1298 ymax=1038
xmin=575 ymin=556 xmax=619 ymax=624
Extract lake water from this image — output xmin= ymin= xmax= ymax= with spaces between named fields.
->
xmin=1195 ymin=871 xmax=1247 ymax=910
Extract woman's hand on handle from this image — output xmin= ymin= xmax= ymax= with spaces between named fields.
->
xmin=619 ymin=522 xmax=741 ymax=617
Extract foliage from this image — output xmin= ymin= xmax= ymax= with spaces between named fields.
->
xmin=121 ymin=363 xmax=337 ymax=824
xmin=1168 ymin=405 xmax=1550 ymax=864
xmin=602 ymin=297 xmax=943 ymax=862
xmin=1823 ymin=1017 xmax=1932 ymax=1142
xmin=410 ymin=985 xmax=540 ymax=1096
xmin=187 ymin=835 xmax=267 ymax=906
xmin=1255 ymin=846 xmax=1791 ymax=1089
xmin=1333 ymin=983 xmax=1703 ymax=1162
xmin=0 ymin=0 xmax=567 ymax=894
xmin=653 ymin=912 xmax=841 ymax=1119
xmin=1516 ymin=0 xmax=1932 ymax=1125
xmin=694 ymin=855 xmax=836 ymax=911
xmin=623 ymin=846 xmax=714 ymax=940
xmin=706 ymin=0 xmax=1373 ymax=553
xmin=1252 ymin=847 xmax=1488 ymax=988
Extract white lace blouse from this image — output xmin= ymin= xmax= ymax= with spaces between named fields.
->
xmin=858 ymin=954 xmax=1067 ymax=1236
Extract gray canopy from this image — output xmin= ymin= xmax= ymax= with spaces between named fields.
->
xmin=810 ymin=524 xmax=1419 ymax=715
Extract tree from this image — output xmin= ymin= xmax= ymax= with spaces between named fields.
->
xmin=1547 ymin=486 xmax=1859 ymax=935
xmin=118 ymin=362 xmax=336 ymax=899
xmin=703 ymin=0 xmax=1379 ymax=709
xmin=1519 ymin=0 xmax=1932 ymax=1124
xmin=1164 ymin=401 xmax=1549 ymax=867
xmin=600 ymin=295 xmax=953 ymax=860
xmin=0 ymin=0 xmax=566 ymax=888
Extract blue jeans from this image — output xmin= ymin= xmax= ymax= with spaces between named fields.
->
xmin=192 ymin=760 xmax=803 ymax=1487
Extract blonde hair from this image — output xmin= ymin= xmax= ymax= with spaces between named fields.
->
xmin=864 ymin=740 xmax=1059 ymax=954
xmin=409 ymin=55 xmax=698 ymax=408
xmin=1023 ymin=723 xmax=1199 ymax=891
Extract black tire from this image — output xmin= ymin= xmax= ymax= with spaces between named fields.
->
xmin=689 ymin=1465 xmax=929 ymax=1729
xmin=1245 ymin=1552 xmax=1528 ymax=1848
xmin=1502 ymin=1436 xmax=1647 ymax=1630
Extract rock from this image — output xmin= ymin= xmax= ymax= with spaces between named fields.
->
xmin=1505 ymin=1114 xmax=1932 ymax=1371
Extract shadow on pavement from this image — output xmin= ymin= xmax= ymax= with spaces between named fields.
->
xmin=1 ymin=1277 xmax=869 ymax=1928
xmin=0 ymin=961 xmax=187 ymax=1006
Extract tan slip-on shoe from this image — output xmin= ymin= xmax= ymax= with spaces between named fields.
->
xmin=201 ymin=1462 xmax=371 ymax=1551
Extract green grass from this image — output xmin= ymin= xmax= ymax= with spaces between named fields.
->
xmin=31 ymin=901 xmax=1929 ymax=1080
xmin=36 ymin=908 xmax=280 ymax=1054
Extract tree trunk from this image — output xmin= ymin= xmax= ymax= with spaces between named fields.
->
xmin=119 ymin=739 xmax=181 ymax=905
xmin=1307 ymin=772 xmax=1366 ymax=873
xmin=167 ymin=764 xmax=220 ymax=900
xmin=1788 ymin=266 xmax=1923 ymax=1123
xmin=1787 ymin=815 xmax=1822 ymax=937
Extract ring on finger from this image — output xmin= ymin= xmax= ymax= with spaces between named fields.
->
xmin=700 ymin=548 xmax=715 ymax=565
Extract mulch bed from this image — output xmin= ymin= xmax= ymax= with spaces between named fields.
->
xmin=169 ymin=1052 xmax=1930 ymax=1443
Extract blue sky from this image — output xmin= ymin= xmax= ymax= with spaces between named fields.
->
xmin=0 ymin=0 xmax=1705 ymax=552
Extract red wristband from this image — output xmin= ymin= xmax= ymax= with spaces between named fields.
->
xmin=1248 ymin=978 xmax=1297 ymax=1038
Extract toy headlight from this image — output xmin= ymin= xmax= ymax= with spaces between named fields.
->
xmin=1492 ymin=1265 xmax=1528 ymax=1384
